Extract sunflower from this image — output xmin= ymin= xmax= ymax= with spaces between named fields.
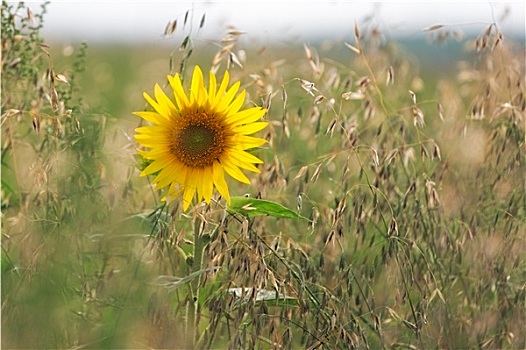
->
xmin=134 ymin=66 xmax=268 ymax=211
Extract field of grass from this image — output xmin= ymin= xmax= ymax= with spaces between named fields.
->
xmin=2 ymin=2 xmax=525 ymax=349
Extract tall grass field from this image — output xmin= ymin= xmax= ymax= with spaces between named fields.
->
xmin=2 ymin=2 xmax=525 ymax=349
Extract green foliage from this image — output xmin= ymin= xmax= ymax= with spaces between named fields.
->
xmin=1 ymin=1 xmax=48 ymax=89
xmin=2 ymin=2 xmax=525 ymax=350
xmin=228 ymin=196 xmax=308 ymax=220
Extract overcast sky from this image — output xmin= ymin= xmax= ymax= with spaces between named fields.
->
xmin=17 ymin=1 xmax=526 ymax=45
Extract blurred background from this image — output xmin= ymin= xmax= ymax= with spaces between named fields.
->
xmin=34 ymin=1 xmax=526 ymax=44
xmin=12 ymin=1 xmax=523 ymax=121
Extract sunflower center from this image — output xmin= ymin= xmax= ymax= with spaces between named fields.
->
xmin=172 ymin=112 xmax=226 ymax=168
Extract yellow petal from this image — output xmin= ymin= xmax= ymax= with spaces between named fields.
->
xmin=133 ymin=111 xmax=169 ymax=125
xmin=137 ymin=147 xmax=173 ymax=158
xmin=141 ymin=158 xmax=172 ymax=176
xmin=190 ymin=66 xmax=207 ymax=107
xmin=213 ymin=161 xmax=230 ymax=204
xmin=228 ymin=148 xmax=264 ymax=165
xmin=227 ymin=157 xmax=260 ymax=173
xmin=153 ymin=162 xmax=186 ymax=189
xmin=134 ymin=135 xmax=171 ymax=148
xmin=225 ymin=107 xmax=266 ymax=127
xmin=230 ymin=135 xmax=268 ymax=150
xmin=216 ymin=81 xmax=240 ymax=112
xmin=233 ymin=122 xmax=269 ymax=135
xmin=182 ymin=168 xmax=198 ymax=210
xmin=208 ymin=71 xmax=217 ymax=101
xmin=221 ymin=159 xmax=250 ymax=184
xmin=154 ymin=84 xmax=176 ymax=117
xmin=223 ymin=150 xmax=261 ymax=173
xmin=224 ymin=89 xmax=246 ymax=115
xmin=194 ymin=168 xmax=205 ymax=202
xmin=168 ymin=74 xmax=190 ymax=109
xmin=201 ymin=166 xmax=214 ymax=204
xmin=137 ymin=148 xmax=149 ymax=158
xmin=211 ymin=70 xmax=230 ymax=108
xmin=134 ymin=125 xmax=169 ymax=136
xmin=143 ymin=90 xmax=169 ymax=117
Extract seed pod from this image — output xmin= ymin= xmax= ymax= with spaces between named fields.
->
xmin=310 ymin=164 xmax=322 ymax=183
xmin=387 ymin=65 xmax=394 ymax=85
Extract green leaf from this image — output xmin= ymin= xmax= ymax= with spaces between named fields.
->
xmin=228 ymin=197 xmax=309 ymax=221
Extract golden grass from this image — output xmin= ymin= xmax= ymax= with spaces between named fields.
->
xmin=2 ymin=2 xmax=525 ymax=349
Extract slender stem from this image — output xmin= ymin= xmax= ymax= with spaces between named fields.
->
xmin=187 ymin=213 xmax=205 ymax=348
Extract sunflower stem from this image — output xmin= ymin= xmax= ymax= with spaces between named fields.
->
xmin=187 ymin=211 xmax=205 ymax=348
